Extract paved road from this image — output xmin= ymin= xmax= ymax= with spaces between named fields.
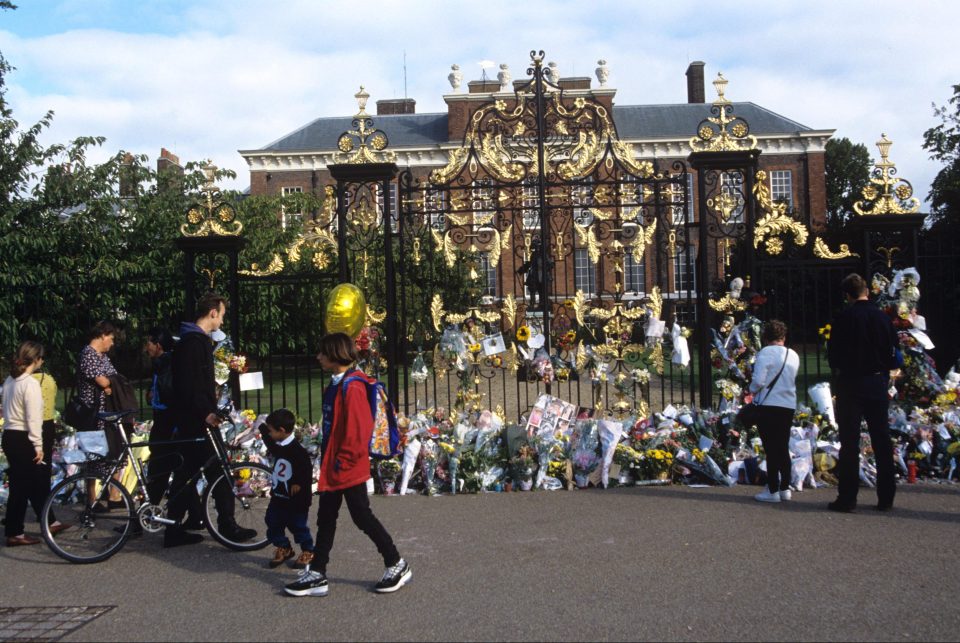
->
xmin=2 ymin=483 xmax=959 ymax=641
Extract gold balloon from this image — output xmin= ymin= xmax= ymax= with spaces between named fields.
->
xmin=325 ymin=283 xmax=367 ymax=338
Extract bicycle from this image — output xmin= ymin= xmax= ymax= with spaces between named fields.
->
xmin=39 ymin=407 xmax=272 ymax=563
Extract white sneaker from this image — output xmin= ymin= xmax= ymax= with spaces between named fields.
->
xmin=779 ymin=489 xmax=792 ymax=501
xmin=754 ymin=488 xmax=781 ymax=503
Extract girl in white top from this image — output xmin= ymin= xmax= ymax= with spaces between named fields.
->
xmin=748 ymin=320 xmax=800 ymax=505
xmin=2 ymin=341 xmax=65 ymax=545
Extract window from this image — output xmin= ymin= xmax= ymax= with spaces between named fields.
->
xmin=376 ymin=183 xmax=400 ymax=233
xmin=477 ymin=252 xmax=497 ymax=296
xmin=624 ymin=253 xmax=645 ymax=294
xmin=424 ymin=188 xmax=446 ymax=229
xmin=574 ymin=248 xmax=596 ymax=295
xmin=471 ymin=179 xmax=494 ymax=225
xmin=521 ymin=179 xmax=539 ymax=230
xmin=720 ymin=172 xmax=745 ymax=223
xmin=673 ymin=248 xmax=696 ymax=294
xmin=674 ymin=303 xmax=697 ymax=325
xmin=281 ymin=186 xmax=303 ymax=230
xmin=571 ymin=177 xmax=593 ymax=226
xmin=770 ymin=170 xmax=793 ymax=210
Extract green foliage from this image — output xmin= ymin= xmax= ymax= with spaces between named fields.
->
xmin=824 ymin=137 xmax=872 ymax=233
xmin=923 ymin=84 xmax=960 ymax=227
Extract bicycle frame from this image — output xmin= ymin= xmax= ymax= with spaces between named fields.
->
xmin=92 ymin=417 xmax=239 ymax=523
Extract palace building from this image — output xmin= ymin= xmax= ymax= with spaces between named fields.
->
xmin=238 ymin=59 xmax=833 ymax=317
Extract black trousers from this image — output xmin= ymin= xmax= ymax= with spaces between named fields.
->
xmin=313 ymin=482 xmax=399 ymax=573
xmin=166 ymin=437 xmax=234 ymax=529
xmin=756 ymin=405 xmax=795 ymax=493
xmin=836 ymin=374 xmax=895 ymax=508
xmin=2 ymin=430 xmax=50 ymax=537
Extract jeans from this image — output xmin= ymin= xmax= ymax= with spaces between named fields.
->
xmin=313 ymin=482 xmax=399 ymax=573
xmin=265 ymin=504 xmax=313 ymax=550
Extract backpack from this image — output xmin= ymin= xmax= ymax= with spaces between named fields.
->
xmin=341 ymin=375 xmax=402 ymax=460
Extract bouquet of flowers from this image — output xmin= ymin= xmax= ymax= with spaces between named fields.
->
xmin=570 ymin=420 xmax=601 ymax=488
xmin=377 ymin=459 xmax=402 ymax=494
xmin=420 ymin=438 xmax=440 ymax=495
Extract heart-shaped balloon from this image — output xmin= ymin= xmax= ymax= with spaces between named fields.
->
xmin=324 ymin=283 xmax=367 ymax=338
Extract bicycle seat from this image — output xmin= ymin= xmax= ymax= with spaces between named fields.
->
xmin=97 ymin=409 xmax=137 ymax=423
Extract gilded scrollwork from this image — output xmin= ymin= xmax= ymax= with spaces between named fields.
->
xmin=688 ymin=73 xmax=758 ymax=153
xmin=812 ymin=237 xmax=859 ymax=260
xmin=752 ymin=170 xmax=809 ymax=254
xmin=852 ymin=134 xmax=920 ymax=216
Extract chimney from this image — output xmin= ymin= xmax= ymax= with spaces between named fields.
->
xmin=376 ymin=98 xmax=416 ymax=115
xmin=686 ymin=61 xmax=706 ymax=104
xmin=157 ymin=148 xmax=183 ymax=192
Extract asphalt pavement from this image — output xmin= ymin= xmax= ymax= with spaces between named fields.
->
xmin=1 ymin=483 xmax=958 ymax=642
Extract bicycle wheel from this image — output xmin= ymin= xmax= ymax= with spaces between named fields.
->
xmin=41 ymin=471 xmax=135 ymax=564
xmin=202 ymin=462 xmax=271 ymax=551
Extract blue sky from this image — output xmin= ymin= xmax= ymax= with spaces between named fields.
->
xmin=0 ymin=0 xmax=957 ymax=206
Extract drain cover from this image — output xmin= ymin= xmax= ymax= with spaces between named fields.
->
xmin=0 ymin=606 xmax=114 ymax=642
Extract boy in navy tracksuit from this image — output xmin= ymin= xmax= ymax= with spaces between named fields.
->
xmin=261 ymin=408 xmax=315 ymax=569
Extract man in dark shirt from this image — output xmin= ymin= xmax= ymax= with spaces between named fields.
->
xmin=165 ymin=293 xmax=257 ymax=547
xmin=827 ymin=273 xmax=900 ymax=512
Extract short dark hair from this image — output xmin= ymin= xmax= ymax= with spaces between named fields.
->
xmin=762 ymin=319 xmax=788 ymax=344
xmin=318 ymin=332 xmax=359 ymax=366
xmin=195 ymin=292 xmax=227 ymax=321
xmin=147 ymin=327 xmax=175 ymax=352
xmin=840 ymin=273 xmax=868 ymax=299
xmin=265 ymin=408 xmax=296 ymax=434
xmin=88 ymin=320 xmax=118 ymax=342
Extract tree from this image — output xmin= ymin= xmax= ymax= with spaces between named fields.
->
xmin=824 ymin=137 xmax=872 ymax=233
xmin=923 ymin=84 xmax=960 ymax=227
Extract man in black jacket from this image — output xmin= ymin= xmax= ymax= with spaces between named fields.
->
xmin=827 ymin=273 xmax=900 ymax=513
xmin=165 ymin=293 xmax=256 ymax=547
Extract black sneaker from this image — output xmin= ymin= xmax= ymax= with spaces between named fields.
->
xmin=163 ymin=528 xmax=204 ymax=548
xmin=220 ymin=524 xmax=257 ymax=543
xmin=374 ymin=559 xmax=412 ymax=593
xmin=827 ymin=500 xmax=856 ymax=513
xmin=284 ymin=566 xmax=329 ymax=597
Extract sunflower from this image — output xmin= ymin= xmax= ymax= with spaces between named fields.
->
xmin=516 ymin=325 xmax=530 ymax=342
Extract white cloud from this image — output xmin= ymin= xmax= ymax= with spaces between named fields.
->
xmin=0 ymin=0 xmax=956 ymax=206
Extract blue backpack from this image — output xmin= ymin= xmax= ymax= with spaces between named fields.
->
xmin=341 ymin=375 xmax=402 ymax=460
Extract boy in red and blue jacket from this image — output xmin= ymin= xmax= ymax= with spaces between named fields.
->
xmin=284 ymin=332 xmax=411 ymax=597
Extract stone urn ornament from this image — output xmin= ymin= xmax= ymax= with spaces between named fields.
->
xmin=448 ymin=64 xmax=462 ymax=92
xmin=595 ymin=59 xmax=610 ymax=87
xmin=497 ymin=63 xmax=511 ymax=92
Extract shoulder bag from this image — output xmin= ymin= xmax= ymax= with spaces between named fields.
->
xmin=735 ymin=348 xmax=789 ymax=429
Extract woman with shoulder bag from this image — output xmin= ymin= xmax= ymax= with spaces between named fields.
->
xmin=2 ymin=341 xmax=68 ymax=546
xmin=748 ymin=320 xmax=800 ymax=504
xmin=77 ymin=321 xmax=124 ymax=511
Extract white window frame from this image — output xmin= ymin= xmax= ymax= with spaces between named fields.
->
xmin=673 ymin=248 xmax=696 ymax=294
xmin=571 ymin=177 xmax=593 ymax=226
xmin=521 ymin=179 xmax=539 ymax=230
xmin=281 ymin=186 xmax=303 ymax=230
xmin=720 ymin=171 xmax=745 ymax=223
xmin=375 ymin=183 xmax=399 ymax=233
xmin=574 ymin=247 xmax=596 ymax=295
xmin=477 ymin=252 xmax=498 ymax=297
xmin=471 ymin=178 xmax=494 ymax=225
xmin=424 ymin=187 xmax=446 ymax=229
xmin=624 ymin=253 xmax=645 ymax=295
xmin=770 ymin=170 xmax=793 ymax=210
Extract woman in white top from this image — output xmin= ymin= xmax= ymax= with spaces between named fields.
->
xmin=2 ymin=341 xmax=68 ymax=545
xmin=748 ymin=320 xmax=800 ymax=504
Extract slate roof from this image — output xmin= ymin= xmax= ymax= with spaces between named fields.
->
xmin=249 ymin=102 xmax=814 ymax=153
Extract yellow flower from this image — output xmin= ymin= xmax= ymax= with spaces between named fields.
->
xmin=439 ymin=442 xmax=455 ymax=454
xmin=516 ymin=325 xmax=530 ymax=342
xmin=468 ymin=343 xmax=482 ymax=354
